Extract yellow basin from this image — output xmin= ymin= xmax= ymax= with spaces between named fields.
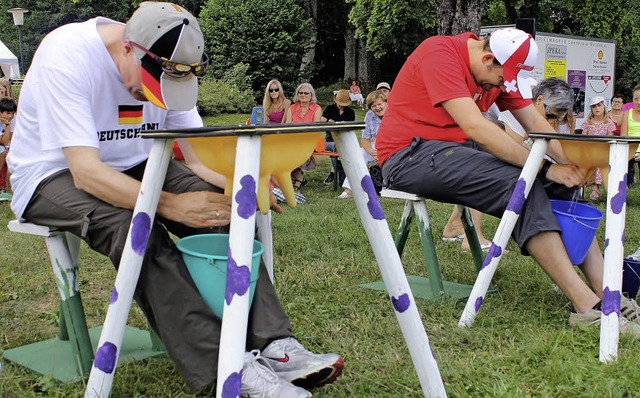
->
xmin=558 ymin=140 xmax=635 ymax=189
xmin=187 ymin=132 xmax=321 ymax=213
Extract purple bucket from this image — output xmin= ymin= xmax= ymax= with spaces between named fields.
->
xmin=623 ymin=258 xmax=640 ymax=299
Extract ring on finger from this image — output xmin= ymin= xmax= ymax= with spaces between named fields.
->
xmin=216 ymin=210 xmax=220 ymax=218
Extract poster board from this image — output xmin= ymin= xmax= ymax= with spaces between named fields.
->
xmin=480 ymin=26 xmax=616 ymax=127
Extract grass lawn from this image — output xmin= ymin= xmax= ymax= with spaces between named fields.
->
xmin=2 ymin=113 xmax=640 ymax=397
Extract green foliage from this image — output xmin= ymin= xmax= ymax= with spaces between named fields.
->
xmin=200 ymin=0 xmax=311 ymax=97
xmin=197 ymin=64 xmax=255 ymax=116
xmin=348 ymin=0 xmax=437 ymax=58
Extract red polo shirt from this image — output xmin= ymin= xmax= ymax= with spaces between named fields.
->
xmin=376 ymin=33 xmax=531 ymax=165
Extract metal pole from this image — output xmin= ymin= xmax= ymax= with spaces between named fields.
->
xmin=17 ymin=25 xmax=24 ymax=75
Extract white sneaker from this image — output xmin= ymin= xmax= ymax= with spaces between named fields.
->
xmin=241 ymin=350 xmax=311 ymax=398
xmin=627 ymin=248 xmax=640 ymax=261
xmin=336 ymin=191 xmax=352 ymax=199
xmin=262 ymin=337 xmax=344 ymax=389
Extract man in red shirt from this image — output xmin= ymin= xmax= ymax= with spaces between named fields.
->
xmin=378 ymin=28 xmax=640 ymax=334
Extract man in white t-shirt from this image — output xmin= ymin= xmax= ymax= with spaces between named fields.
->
xmin=7 ymin=3 xmax=342 ymax=396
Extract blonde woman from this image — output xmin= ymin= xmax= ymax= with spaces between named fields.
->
xmin=284 ymin=83 xmax=322 ymax=192
xmin=262 ymin=79 xmax=291 ymax=124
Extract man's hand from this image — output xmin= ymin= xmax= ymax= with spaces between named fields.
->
xmin=162 ymin=191 xmax=232 ymax=228
xmin=545 ymin=164 xmax=585 ymax=188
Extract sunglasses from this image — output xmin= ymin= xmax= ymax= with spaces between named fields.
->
xmin=268 ymin=88 xmax=280 ymax=93
xmin=544 ymin=104 xmax=568 ymax=120
xmin=298 ymin=91 xmax=311 ymax=95
xmin=130 ymin=41 xmax=209 ymax=78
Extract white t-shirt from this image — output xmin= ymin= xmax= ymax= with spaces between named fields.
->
xmin=7 ymin=17 xmax=203 ymax=219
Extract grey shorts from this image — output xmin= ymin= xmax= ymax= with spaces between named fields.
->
xmin=382 ymin=138 xmax=575 ymax=253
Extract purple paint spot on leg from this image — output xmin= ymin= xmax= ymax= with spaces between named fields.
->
xmin=131 ymin=212 xmax=151 ymax=256
xmin=604 ymin=238 xmax=609 ymax=250
xmin=392 ymin=293 xmax=410 ymax=312
xmin=611 ymin=179 xmax=627 ymax=214
xmin=480 ymin=243 xmax=502 ymax=271
xmin=622 ymin=233 xmax=625 ymax=245
xmin=361 ymin=175 xmax=384 ymax=220
xmin=221 ymin=370 xmax=242 ymax=398
xmin=235 ymin=175 xmax=257 ymax=219
xmin=224 ymin=248 xmax=251 ymax=305
xmin=110 ymin=287 xmax=118 ymax=304
xmin=94 ymin=342 xmax=117 ymax=374
xmin=602 ymin=287 xmax=621 ymax=316
xmin=475 ymin=296 xmax=484 ymax=313
xmin=505 ymin=178 xmax=527 ymax=215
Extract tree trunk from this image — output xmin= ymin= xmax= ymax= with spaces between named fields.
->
xmin=300 ymin=0 xmax=318 ymax=81
xmin=437 ymin=0 xmax=484 ymax=35
xmin=356 ymin=37 xmax=377 ymax=86
xmin=343 ymin=26 xmax=357 ymax=82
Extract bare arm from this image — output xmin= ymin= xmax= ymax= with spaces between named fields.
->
xmin=63 ymin=146 xmax=231 ymax=228
xmin=176 ymin=139 xmax=226 ymax=188
xmin=441 ymin=98 xmax=583 ymax=187
xmin=283 ymin=107 xmax=293 ymax=123
xmin=621 ymin=110 xmax=629 ymax=137
xmin=313 ymin=106 xmax=322 ymax=122
xmin=361 ymin=138 xmax=377 ymax=158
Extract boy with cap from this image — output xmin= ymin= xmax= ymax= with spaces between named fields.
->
xmin=376 ymin=28 xmax=640 ymax=335
xmin=7 ymin=2 xmax=342 ymax=396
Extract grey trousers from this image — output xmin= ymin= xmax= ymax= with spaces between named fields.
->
xmin=382 ymin=138 xmax=575 ymax=254
xmin=23 ymin=160 xmax=292 ymax=392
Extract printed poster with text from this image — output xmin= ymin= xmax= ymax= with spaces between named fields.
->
xmin=544 ymin=44 xmax=567 ymax=79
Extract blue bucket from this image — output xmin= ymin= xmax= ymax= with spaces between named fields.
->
xmin=176 ymin=234 xmax=263 ymax=318
xmin=550 ymin=200 xmax=603 ymax=265
xmin=623 ymin=258 xmax=640 ymax=299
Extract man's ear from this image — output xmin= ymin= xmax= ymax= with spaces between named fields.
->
xmin=481 ymin=53 xmax=496 ymax=66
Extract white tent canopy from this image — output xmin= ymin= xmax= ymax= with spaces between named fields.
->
xmin=0 ymin=39 xmax=19 ymax=79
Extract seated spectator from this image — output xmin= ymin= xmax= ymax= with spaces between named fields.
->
xmin=377 ymin=28 xmax=640 ymax=336
xmin=532 ymin=78 xmax=576 ymax=134
xmin=349 ymin=79 xmax=365 ymax=109
xmin=263 ymin=79 xmax=291 ymax=124
xmin=376 ymin=82 xmax=391 ymax=96
xmin=321 ymin=89 xmax=355 ymax=186
xmin=284 ymin=83 xmax=322 ymax=194
xmin=581 ymin=96 xmax=616 ymax=201
xmin=0 ymin=97 xmax=16 ymax=201
xmin=338 ymin=90 xmax=386 ymax=198
xmin=609 ymin=94 xmax=625 ymax=136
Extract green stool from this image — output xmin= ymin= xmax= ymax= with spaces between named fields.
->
xmin=4 ymin=220 xmax=165 ymax=383
xmin=360 ymin=189 xmax=485 ymax=301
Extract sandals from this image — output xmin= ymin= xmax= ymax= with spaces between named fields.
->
xmin=292 ymin=177 xmax=307 ymax=191
xmin=589 ymin=189 xmax=599 ymax=201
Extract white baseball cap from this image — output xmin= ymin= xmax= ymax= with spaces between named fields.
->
xmin=376 ymin=82 xmax=391 ymax=90
xmin=589 ymin=96 xmax=606 ymax=106
xmin=489 ymin=28 xmax=538 ymax=99
xmin=126 ymin=2 xmax=206 ymax=111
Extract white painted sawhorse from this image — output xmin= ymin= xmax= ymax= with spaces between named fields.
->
xmin=459 ymin=133 xmax=640 ymax=363
xmin=83 ymin=122 xmax=448 ymax=398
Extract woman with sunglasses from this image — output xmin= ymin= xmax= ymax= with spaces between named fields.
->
xmin=532 ymin=77 xmax=576 ymax=134
xmin=262 ymin=79 xmax=291 ymax=124
xmin=581 ymin=96 xmax=616 ymax=200
xmin=284 ymin=83 xmax=322 ymax=191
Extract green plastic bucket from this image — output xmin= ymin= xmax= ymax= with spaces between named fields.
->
xmin=176 ymin=234 xmax=263 ymax=318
